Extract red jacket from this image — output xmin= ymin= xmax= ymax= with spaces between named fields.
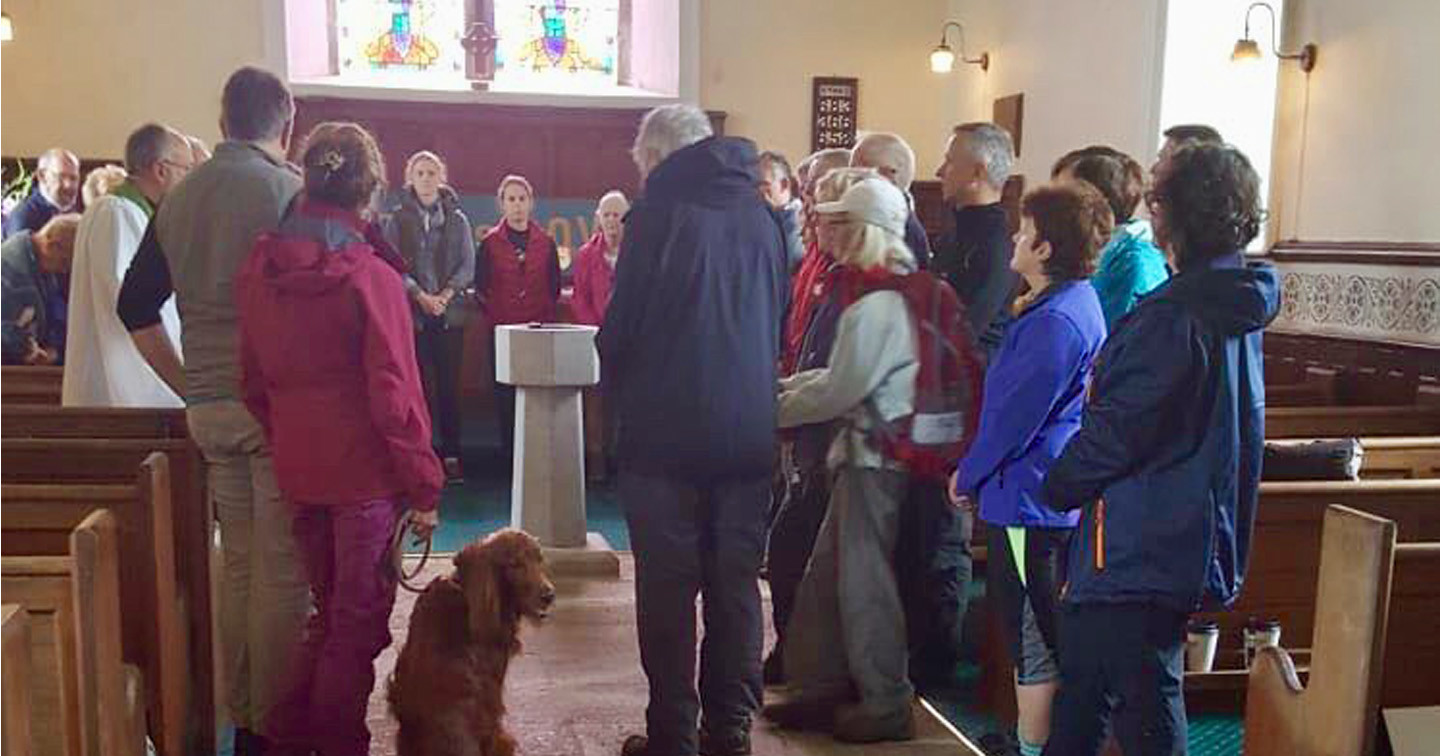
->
xmin=477 ymin=221 xmax=560 ymax=325
xmin=570 ymin=231 xmax=617 ymax=326
xmin=784 ymin=237 xmax=830 ymax=375
xmin=237 ymin=200 xmax=443 ymax=511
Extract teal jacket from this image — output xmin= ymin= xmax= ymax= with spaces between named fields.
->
xmin=1091 ymin=219 xmax=1169 ymax=328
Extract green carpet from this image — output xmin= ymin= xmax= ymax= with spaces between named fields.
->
xmin=416 ymin=461 xmax=1244 ymax=756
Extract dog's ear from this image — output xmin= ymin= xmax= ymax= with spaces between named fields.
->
xmin=455 ymin=547 xmax=503 ymax=643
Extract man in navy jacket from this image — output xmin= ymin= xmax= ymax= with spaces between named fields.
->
xmin=1040 ymin=143 xmax=1280 ymax=756
xmin=598 ymin=105 xmax=788 ymax=756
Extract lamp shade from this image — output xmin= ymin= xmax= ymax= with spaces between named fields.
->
xmin=1231 ymin=38 xmax=1262 ymax=63
xmin=930 ymin=45 xmax=956 ymax=73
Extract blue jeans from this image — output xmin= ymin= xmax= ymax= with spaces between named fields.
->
xmin=1044 ymin=603 xmax=1189 ymax=756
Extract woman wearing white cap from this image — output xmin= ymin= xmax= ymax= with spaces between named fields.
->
xmin=763 ymin=176 xmax=923 ymax=743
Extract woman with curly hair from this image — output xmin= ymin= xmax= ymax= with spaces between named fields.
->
xmin=1039 ymin=142 xmax=1280 ymax=756
xmin=237 ymin=121 xmax=442 ymax=756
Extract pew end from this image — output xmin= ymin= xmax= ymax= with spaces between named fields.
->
xmin=2 ymin=604 xmax=36 ymax=756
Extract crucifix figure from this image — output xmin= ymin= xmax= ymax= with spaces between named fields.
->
xmin=462 ymin=21 xmax=499 ymax=90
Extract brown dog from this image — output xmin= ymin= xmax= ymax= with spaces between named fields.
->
xmin=389 ymin=529 xmax=556 ymax=756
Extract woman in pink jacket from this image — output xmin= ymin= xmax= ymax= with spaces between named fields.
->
xmin=571 ymin=190 xmax=629 ymax=326
xmin=237 ymin=122 xmax=442 ymax=756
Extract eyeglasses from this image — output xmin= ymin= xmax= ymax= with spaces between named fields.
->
xmin=160 ymin=159 xmax=195 ymax=174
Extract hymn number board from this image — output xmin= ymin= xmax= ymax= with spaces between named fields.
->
xmin=812 ymin=77 xmax=859 ymax=152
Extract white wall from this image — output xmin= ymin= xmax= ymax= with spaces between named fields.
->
xmin=1268 ymin=0 xmax=1440 ymax=242
xmin=699 ymin=0 xmax=955 ymax=174
xmin=944 ymin=0 xmax=1168 ymax=181
xmin=3 ymin=0 xmax=960 ymax=175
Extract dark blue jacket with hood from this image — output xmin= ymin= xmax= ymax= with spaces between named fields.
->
xmin=597 ymin=136 xmax=789 ymax=482
xmin=1042 ymin=253 xmax=1280 ymax=612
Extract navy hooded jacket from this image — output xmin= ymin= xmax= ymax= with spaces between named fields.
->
xmin=1042 ymin=253 xmax=1280 ymax=612
xmin=597 ymin=136 xmax=789 ymax=482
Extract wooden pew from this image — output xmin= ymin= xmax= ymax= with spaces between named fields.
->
xmin=1266 ymin=405 xmax=1440 ymax=439
xmin=0 ymin=439 xmax=213 ymax=756
xmin=0 ymin=406 xmax=189 ymax=440
xmin=3 ymin=604 xmax=35 ymax=756
xmin=1186 ymin=479 xmax=1440 ymax=712
xmin=1243 ymin=505 xmax=1394 ymax=756
xmin=2 ymin=453 xmax=186 ymax=756
xmin=0 ymin=367 xmax=63 ymax=406
xmin=1244 ymin=507 xmax=1440 ymax=756
xmin=1266 ymin=367 xmax=1340 ymax=408
xmin=2 ymin=511 xmax=146 ymax=756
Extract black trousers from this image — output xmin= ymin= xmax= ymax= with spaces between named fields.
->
xmin=765 ymin=466 xmax=830 ymax=652
xmin=415 ymin=319 xmax=465 ymax=459
xmin=620 ymin=471 xmax=769 ymax=756
xmin=896 ymin=478 xmax=974 ymax=685
xmin=1044 ymin=603 xmax=1189 ymax=756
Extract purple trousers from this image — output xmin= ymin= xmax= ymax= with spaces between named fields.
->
xmin=269 ymin=499 xmax=403 ymax=756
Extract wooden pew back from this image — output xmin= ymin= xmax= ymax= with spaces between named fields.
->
xmin=3 ymin=604 xmax=36 ymax=756
xmin=0 ymin=439 xmax=212 ymax=755
xmin=1266 ymin=405 xmax=1440 ymax=438
xmin=0 ymin=367 xmax=63 ymax=406
xmin=0 ymin=406 xmax=188 ymax=440
xmin=1 ymin=453 xmax=187 ymax=756
xmin=1201 ymin=480 xmax=1440 ymax=656
xmin=1 ymin=511 xmax=143 ymax=756
xmin=1 ymin=557 xmax=81 ymax=756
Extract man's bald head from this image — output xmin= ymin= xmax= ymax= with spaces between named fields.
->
xmin=35 ymin=148 xmax=81 ymax=210
xmin=850 ymin=132 xmax=917 ymax=191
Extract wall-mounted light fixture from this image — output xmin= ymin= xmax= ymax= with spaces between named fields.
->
xmin=1232 ymin=2 xmax=1316 ymax=72
xmin=1 ymin=13 xmax=14 ymax=43
xmin=930 ymin=21 xmax=989 ymax=74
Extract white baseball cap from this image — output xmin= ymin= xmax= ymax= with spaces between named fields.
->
xmin=814 ymin=177 xmax=909 ymax=238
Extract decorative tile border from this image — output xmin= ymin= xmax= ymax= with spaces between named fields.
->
xmin=1268 ymin=259 xmax=1440 ymax=346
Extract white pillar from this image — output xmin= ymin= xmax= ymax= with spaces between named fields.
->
xmin=495 ymin=323 xmax=619 ymax=576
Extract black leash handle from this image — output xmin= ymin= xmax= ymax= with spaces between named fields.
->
xmin=390 ymin=509 xmax=434 ymax=593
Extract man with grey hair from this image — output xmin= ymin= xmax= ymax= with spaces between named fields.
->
xmin=64 ymin=123 xmax=193 ymax=407
xmin=934 ymin=122 xmax=1020 ymax=356
xmin=600 ymin=103 xmax=788 ymax=756
xmin=849 ymin=132 xmax=931 ymax=268
xmin=5 ymin=147 xmax=82 ymax=239
xmin=118 ymin=66 xmax=308 ymax=756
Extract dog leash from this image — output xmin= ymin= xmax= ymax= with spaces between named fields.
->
xmin=390 ymin=509 xmax=434 ymax=594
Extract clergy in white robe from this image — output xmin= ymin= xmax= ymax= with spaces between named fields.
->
xmin=63 ymin=125 xmax=195 ymax=407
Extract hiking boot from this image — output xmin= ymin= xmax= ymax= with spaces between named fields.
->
xmin=698 ymin=728 xmax=751 ymax=756
xmin=832 ymin=703 xmax=915 ymax=744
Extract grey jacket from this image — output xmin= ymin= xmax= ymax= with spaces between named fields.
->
xmin=154 ymin=141 xmax=302 ymax=403
xmin=383 ymin=186 xmax=476 ymax=329
xmin=778 ymin=287 xmax=918 ymax=470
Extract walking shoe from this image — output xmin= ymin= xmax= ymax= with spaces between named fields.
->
xmin=832 ymin=703 xmax=915 ymax=744
xmin=978 ymin=731 xmax=1021 ymax=756
xmin=698 ymin=728 xmax=751 ymax=756
xmin=760 ymin=697 xmax=836 ymax=731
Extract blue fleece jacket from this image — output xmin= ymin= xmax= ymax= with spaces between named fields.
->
xmin=954 ymin=280 xmax=1106 ymax=528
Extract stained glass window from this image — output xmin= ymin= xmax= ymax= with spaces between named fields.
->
xmin=493 ymin=0 xmax=621 ymax=90
xmin=335 ymin=0 xmax=469 ymax=84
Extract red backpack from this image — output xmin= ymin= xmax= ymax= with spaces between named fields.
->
xmin=839 ymin=269 xmax=985 ymax=481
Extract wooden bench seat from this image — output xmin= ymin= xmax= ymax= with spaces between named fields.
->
xmin=1266 ymin=405 xmax=1440 ymax=438
xmin=2 ymin=510 xmax=145 ymax=756
xmin=0 ymin=367 xmax=63 ymax=406
xmin=0 ymin=438 xmax=213 ymax=756
xmin=2 ymin=453 xmax=186 ymax=756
